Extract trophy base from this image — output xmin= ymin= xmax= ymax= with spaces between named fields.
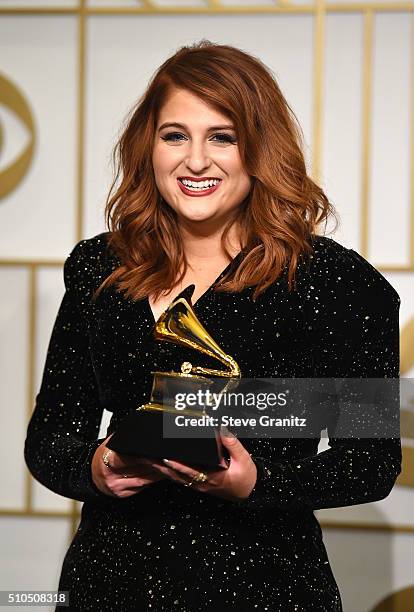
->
xmin=106 ymin=403 xmax=228 ymax=469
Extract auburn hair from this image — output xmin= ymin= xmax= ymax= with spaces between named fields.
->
xmin=94 ymin=40 xmax=338 ymax=303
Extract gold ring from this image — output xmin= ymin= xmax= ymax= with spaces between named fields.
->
xmin=192 ymin=471 xmax=208 ymax=483
xmin=102 ymin=449 xmax=113 ymax=469
xmin=182 ymin=471 xmax=208 ymax=487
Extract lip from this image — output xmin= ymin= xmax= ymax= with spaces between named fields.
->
xmin=177 ymin=178 xmax=222 ymax=197
xmin=178 ymin=176 xmax=222 ymax=182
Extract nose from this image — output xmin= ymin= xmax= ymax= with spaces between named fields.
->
xmin=185 ymin=140 xmax=211 ymax=174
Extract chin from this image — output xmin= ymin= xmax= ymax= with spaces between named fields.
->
xmin=181 ymin=213 xmax=215 ymax=223
xmin=177 ymin=205 xmax=218 ymax=222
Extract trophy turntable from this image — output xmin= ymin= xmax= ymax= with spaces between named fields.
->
xmin=106 ymin=284 xmax=241 ymax=468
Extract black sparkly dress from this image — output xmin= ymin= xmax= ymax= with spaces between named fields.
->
xmin=24 ymin=232 xmax=401 ymax=612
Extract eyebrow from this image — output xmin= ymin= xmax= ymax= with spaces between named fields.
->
xmin=158 ymin=122 xmax=235 ymax=132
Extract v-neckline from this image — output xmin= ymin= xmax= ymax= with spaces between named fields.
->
xmin=145 ymin=250 xmax=244 ymax=325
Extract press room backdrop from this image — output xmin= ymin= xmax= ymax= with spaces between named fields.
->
xmin=0 ymin=1 xmax=413 ymax=610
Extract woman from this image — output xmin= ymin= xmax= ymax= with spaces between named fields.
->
xmin=24 ymin=41 xmax=401 ymax=611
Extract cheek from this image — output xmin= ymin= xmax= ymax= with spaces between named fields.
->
xmin=227 ymin=158 xmax=250 ymax=186
xmin=231 ymin=172 xmax=251 ymax=196
xmin=152 ymin=148 xmax=171 ymax=175
xmin=154 ymin=157 xmax=180 ymax=185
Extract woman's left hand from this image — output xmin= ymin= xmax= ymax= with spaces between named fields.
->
xmin=154 ymin=427 xmax=257 ymax=502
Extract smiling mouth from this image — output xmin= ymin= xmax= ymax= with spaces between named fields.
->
xmin=176 ymin=178 xmax=222 ymax=197
xmin=178 ymin=178 xmax=222 ymax=191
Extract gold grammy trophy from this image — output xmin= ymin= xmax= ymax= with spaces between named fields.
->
xmin=107 ymin=284 xmax=241 ymax=468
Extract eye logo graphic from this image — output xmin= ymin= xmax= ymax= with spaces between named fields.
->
xmin=0 ymin=73 xmax=35 ymax=199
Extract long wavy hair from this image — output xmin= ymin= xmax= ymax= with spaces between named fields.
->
xmin=94 ymin=40 xmax=338 ymax=303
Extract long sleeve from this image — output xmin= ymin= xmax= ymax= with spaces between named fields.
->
xmin=24 ymin=239 xmax=110 ymax=503
xmin=238 ymin=238 xmax=402 ymax=511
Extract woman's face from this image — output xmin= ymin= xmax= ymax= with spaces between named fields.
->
xmin=152 ymin=87 xmax=252 ymax=227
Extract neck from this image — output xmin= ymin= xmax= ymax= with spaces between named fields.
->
xmin=179 ymin=219 xmax=242 ymax=264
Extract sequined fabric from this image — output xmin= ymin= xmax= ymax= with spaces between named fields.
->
xmin=24 ymin=232 xmax=402 ymax=611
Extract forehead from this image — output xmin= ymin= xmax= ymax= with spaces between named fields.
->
xmin=157 ymin=88 xmax=230 ymax=125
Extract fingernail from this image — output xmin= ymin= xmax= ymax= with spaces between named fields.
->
xmin=220 ymin=425 xmax=235 ymax=437
xmin=162 ymin=458 xmax=170 ymax=465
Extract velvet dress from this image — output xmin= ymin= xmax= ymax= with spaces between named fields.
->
xmin=24 ymin=232 xmax=402 ymax=611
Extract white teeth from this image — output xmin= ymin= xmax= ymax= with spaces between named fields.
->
xmin=180 ymin=178 xmax=221 ymax=190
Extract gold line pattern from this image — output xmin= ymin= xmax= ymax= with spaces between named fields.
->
xmin=1 ymin=4 xmax=414 ymax=16
xmin=360 ymin=10 xmax=373 ymax=258
xmin=3 ymin=505 xmax=414 ymax=533
xmin=0 ymin=509 xmax=75 ymax=518
xmin=25 ymin=265 xmax=37 ymax=513
xmin=311 ymin=0 xmax=325 ymax=182
xmin=411 ymin=14 xmax=414 ymax=266
xmin=71 ymin=500 xmax=79 ymax=538
xmin=0 ymin=260 xmax=63 ymax=267
xmin=76 ymin=0 xmax=86 ymax=242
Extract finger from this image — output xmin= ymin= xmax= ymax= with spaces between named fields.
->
xmin=161 ymin=459 xmax=200 ymax=479
xmin=220 ymin=425 xmax=237 ymax=440
xmin=113 ymin=485 xmax=151 ymax=499
xmin=114 ymin=465 xmax=166 ymax=478
xmin=219 ymin=428 xmax=249 ymax=459
xmin=111 ymin=467 xmax=160 ymax=478
xmin=160 ymin=460 xmax=211 ymax=489
xmin=110 ymin=459 xmax=160 ymax=472
xmin=129 ymin=458 xmax=172 ymax=474
xmin=122 ymin=474 xmax=164 ymax=486
xmin=156 ymin=463 xmax=194 ymax=487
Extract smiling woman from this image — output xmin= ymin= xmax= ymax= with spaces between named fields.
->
xmin=24 ymin=40 xmax=401 ymax=612
xmin=91 ymin=39 xmax=336 ymax=308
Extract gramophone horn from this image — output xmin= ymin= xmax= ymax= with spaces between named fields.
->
xmin=154 ymin=284 xmax=240 ymax=378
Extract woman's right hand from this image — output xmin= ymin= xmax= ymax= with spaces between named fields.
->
xmin=91 ymin=434 xmax=167 ymax=498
